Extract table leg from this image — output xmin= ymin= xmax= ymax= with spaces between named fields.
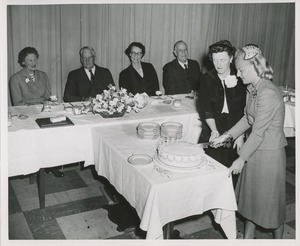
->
xmin=163 ymin=222 xmax=174 ymax=239
xmin=37 ymin=168 xmax=45 ymax=209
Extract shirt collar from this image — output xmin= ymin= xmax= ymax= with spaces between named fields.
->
xmin=178 ymin=60 xmax=188 ymax=69
xmin=84 ymin=66 xmax=95 ymax=74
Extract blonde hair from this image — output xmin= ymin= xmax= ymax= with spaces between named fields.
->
xmin=235 ymin=45 xmax=273 ymax=80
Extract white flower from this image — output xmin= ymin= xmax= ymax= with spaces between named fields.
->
xmin=25 ymin=78 xmax=30 ymax=83
xmin=126 ymin=105 xmax=132 ymax=113
xmin=50 ymin=95 xmax=58 ymax=102
xmin=134 ymin=93 xmax=149 ymax=108
xmin=224 ymin=75 xmax=238 ymax=88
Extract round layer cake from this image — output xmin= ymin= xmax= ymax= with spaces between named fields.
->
xmin=157 ymin=141 xmax=206 ymax=168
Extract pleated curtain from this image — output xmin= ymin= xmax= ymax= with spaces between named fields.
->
xmin=7 ymin=3 xmax=295 ymax=105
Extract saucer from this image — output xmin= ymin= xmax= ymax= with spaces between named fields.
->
xmin=128 ymin=154 xmax=153 ymax=166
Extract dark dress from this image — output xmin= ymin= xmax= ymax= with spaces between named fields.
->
xmin=119 ymin=62 xmax=159 ymax=96
xmin=198 ymin=68 xmax=246 ymax=170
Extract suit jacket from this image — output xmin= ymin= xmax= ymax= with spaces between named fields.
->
xmin=9 ymin=68 xmax=51 ymax=106
xmin=63 ymin=64 xmax=114 ymax=102
xmin=229 ymin=79 xmax=287 ymax=161
xmin=119 ymin=62 xmax=159 ymax=96
xmin=163 ymin=59 xmax=201 ymax=95
xmin=198 ymin=68 xmax=246 ymax=126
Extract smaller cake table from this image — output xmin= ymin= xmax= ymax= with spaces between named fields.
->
xmin=91 ymin=122 xmax=237 ymax=239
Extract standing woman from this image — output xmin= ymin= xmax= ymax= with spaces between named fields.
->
xmin=119 ymin=42 xmax=159 ymax=96
xmin=212 ymin=45 xmax=287 ymax=239
xmin=198 ymin=40 xmax=246 ymax=184
xmin=9 ymin=47 xmax=51 ymax=106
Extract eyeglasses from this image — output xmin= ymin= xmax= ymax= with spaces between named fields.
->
xmin=176 ymin=49 xmax=188 ymax=54
xmin=130 ymin=52 xmax=143 ymax=57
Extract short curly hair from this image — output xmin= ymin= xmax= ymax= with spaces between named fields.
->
xmin=18 ymin=47 xmax=39 ymax=67
xmin=208 ymin=40 xmax=236 ymax=61
xmin=124 ymin=42 xmax=145 ymax=59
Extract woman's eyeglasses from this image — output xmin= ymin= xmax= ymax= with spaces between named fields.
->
xmin=130 ymin=52 xmax=143 ymax=57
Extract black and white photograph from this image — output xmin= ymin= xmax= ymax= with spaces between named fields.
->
xmin=1 ymin=0 xmax=297 ymax=245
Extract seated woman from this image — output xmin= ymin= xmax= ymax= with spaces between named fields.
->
xmin=9 ymin=47 xmax=64 ymax=178
xmin=119 ymin=42 xmax=159 ymax=96
xmin=9 ymin=47 xmax=51 ymax=106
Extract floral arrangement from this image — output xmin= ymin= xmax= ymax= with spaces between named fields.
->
xmin=91 ymin=84 xmax=148 ymax=117
xmin=224 ymin=75 xmax=238 ymax=88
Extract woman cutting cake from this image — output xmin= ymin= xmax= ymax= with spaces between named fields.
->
xmin=198 ymin=40 xmax=246 ymax=186
xmin=212 ymin=45 xmax=287 ymax=239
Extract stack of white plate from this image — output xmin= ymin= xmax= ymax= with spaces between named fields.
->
xmin=137 ymin=122 xmax=160 ymax=140
xmin=161 ymin=122 xmax=183 ymax=140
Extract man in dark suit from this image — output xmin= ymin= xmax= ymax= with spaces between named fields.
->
xmin=63 ymin=46 xmax=114 ymax=102
xmin=163 ymin=41 xmax=201 ymax=95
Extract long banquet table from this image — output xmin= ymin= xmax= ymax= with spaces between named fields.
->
xmin=8 ymin=95 xmax=201 ymax=177
xmin=8 ymin=91 xmax=295 ymax=177
xmin=8 ymin=95 xmax=202 ymax=209
xmin=92 ymin=123 xmax=237 ymax=239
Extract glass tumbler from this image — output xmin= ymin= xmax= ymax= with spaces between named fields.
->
xmin=43 ymin=101 xmax=51 ymax=112
xmin=8 ymin=112 xmax=12 ymax=127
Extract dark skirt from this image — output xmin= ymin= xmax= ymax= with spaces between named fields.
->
xmin=199 ymin=113 xmax=240 ymax=168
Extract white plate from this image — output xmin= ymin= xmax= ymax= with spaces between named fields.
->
xmin=128 ymin=154 xmax=153 ymax=165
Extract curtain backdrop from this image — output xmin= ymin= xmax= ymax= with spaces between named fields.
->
xmin=7 ymin=3 xmax=295 ymax=105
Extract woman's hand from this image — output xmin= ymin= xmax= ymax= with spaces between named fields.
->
xmin=228 ymin=156 xmax=245 ymax=177
xmin=209 ymin=130 xmax=220 ymax=143
xmin=233 ymin=135 xmax=244 ymax=151
xmin=210 ymin=133 xmax=229 ymax=148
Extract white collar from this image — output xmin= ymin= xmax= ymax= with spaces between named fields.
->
xmin=178 ymin=60 xmax=188 ymax=69
xmin=84 ymin=66 xmax=95 ymax=74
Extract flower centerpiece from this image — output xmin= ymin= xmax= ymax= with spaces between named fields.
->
xmin=91 ymin=84 xmax=149 ymax=118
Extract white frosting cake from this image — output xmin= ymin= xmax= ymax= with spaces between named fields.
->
xmin=157 ymin=141 xmax=206 ymax=168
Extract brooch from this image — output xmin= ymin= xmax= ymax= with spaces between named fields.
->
xmin=252 ymin=89 xmax=257 ymax=98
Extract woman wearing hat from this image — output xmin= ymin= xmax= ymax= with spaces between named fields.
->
xmin=212 ymin=45 xmax=287 ymax=239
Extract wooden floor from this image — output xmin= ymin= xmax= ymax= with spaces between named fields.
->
xmin=8 ymin=138 xmax=295 ymax=240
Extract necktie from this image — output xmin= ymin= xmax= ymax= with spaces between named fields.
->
xmin=184 ymin=64 xmax=192 ymax=86
xmin=89 ymin=70 xmax=94 ymax=84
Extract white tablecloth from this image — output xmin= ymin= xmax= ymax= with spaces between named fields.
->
xmin=8 ymin=96 xmax=201 ymax=176
xmin=283 ymin=102 xmax=295 ymax=137
xmin=8 ymin=95 xmax=237 ymax=239
xmin=278 ymin=86 xmax=296 ymax=137
xmin=92 ymin=123 xmax=237 ymax=239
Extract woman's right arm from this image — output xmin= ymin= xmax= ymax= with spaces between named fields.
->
xmin=119 ymin=70 xmax=131 ymax=93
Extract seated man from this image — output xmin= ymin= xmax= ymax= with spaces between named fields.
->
xmin=63 ymin=46 xmax=114 ymax=102
xmin=163 ymin=40 xmax=201 ymax=95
